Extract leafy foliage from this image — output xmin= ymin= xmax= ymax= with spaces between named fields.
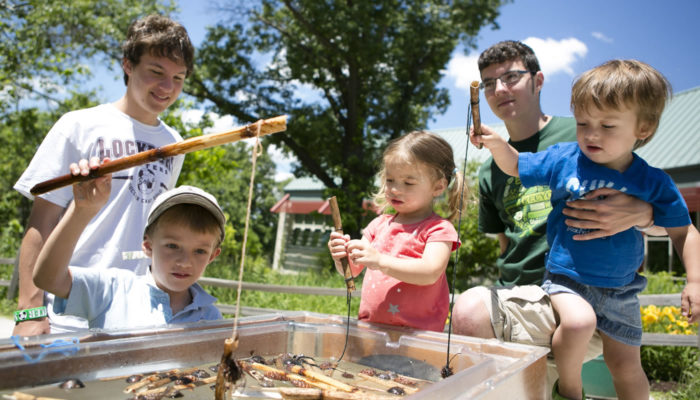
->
xmin=0 ymin=94 xmax=98 ymax=257
xmin=1 ymin=0 xmax=177 ymax=255
xmin=0 ymin=0 xmax=176 ymax=116
xmin=186 ymin=0 xmax=508 ymax=236
xmin=448 ymin=161 xmax=500 ymax=291
xmin=639 ymin=272 xmax=699 ymax=389
xmin=641 ymin=346 xmax=698 ymax=383
xmin=642 ymin=271 xmax=687 ymax=295
xmin=670 ymin=360 xmax=700 ymax=400
xmin=159 ymin=101 xmax=284 ymax=271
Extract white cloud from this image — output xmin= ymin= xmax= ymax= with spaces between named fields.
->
xmin=445 ymin=53 xmax=481 ymax=91
xmin=180 ymin=110 xmax=238 ymax=134
xmin=181 ymin=109 xmax=204 ymax=125
xmin=523 ymin=37 xmax=588 ymax=77
xmin=268 ymin=143 xmax=298 ymax=182
xmin=591 ymin=32 xmax=613 ymax=44
xmin=444 ymin=37 xmax=588 ymax=91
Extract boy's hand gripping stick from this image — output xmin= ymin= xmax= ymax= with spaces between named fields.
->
xmin=328 ymin=196 xmax=356 ymax=292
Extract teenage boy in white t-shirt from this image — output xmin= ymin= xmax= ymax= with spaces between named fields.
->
xmin=13 ymin=14 xmax=195 ymax=335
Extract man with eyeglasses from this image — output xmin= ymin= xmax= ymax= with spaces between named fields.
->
xmin=451 ymin=40 xmax=656 ymax=396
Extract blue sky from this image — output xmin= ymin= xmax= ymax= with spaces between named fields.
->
xmin=176 ymin=0 xmax=700 ymax=128
xmin=94 ymin=0 xmax=700 ymax=129
xmin=89 ymin=0 xmax=700 ymax=177
xmin=435 ymin=0 xmax=700 ymax=129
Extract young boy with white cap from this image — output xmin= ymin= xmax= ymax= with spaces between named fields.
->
xmin=32 ymin=161 xmax=224 ymax=330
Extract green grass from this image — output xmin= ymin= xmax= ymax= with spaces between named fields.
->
xmin=204 ymin=260 xmax=361 ymax=317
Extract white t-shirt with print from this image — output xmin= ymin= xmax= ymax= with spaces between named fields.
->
xmin=14 ymin=103 xmax=184 ymax=331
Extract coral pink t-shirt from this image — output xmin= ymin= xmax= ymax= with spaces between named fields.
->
xmin=357 ymin=213 xmax=459 ymax=332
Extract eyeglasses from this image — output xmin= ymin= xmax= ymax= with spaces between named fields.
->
xmin=479 ymin=70 xmax=532 ymax=92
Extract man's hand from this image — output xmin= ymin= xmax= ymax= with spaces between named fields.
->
xmin=562 ymin=187 xmax=654 ymax=240
xmin=12 ymin=318 xmax=50 ymax=337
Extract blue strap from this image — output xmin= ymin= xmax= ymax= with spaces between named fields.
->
xmin=10 ymin=335 xmax=80 ymax=363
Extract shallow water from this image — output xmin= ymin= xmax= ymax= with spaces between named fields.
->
xmin=1 ymin=354 xmax=434 ymax=399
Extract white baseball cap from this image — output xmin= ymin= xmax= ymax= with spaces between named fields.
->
xmin=145 ymin=185 xmax=226 ymax=241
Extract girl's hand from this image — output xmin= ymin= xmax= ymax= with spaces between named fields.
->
xmin=69 ymin=157 xmax=112 ymax=214
xmin=328 ymin=231 xmax=351 ymax=261
xmin=681 ymin=281 xmax=700 ymax=324
xmin=346 ymin=239 xmax=383 ymax=271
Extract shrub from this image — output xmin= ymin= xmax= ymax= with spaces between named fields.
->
xmin=640 ymin=302 xmax=698 ymax=384
xmin=671 ymin=359 xmax=700 ymax=399
xmin=642 ymin=345 xmax=698 ymax=382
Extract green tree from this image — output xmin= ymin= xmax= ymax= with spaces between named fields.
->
xmin=0 ymin=0 xmax=176 ymax=116
xmin=0 ymin=0 xmax=286 ymax=266
xmin=449 ymin=161 xmax=500 ymax=291
xmin=186 ymin=0 xmax=508 ymax=237
xmin=159 ymin=103 xmax=283 ymax=272
xmin=0 ymin=93 xmax=98 ymax=257
xmin=0 ymin=0 xmax=175 ymax=257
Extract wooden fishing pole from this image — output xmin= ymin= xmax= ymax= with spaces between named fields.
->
xmin=30 ymin=115 xmax=287 ymax=195
xmin=328 ymin=196 xmax=355 ymax=292
xmin=470 ymin=81 xmax=483 ymax=149
xmin=328 ymin=195 xmax=356 ymax=365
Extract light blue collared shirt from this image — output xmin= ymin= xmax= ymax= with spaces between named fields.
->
xmin=52 ymin=267 xmax=221 ymax=330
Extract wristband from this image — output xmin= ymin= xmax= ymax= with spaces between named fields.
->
xmin=634 ymin=219 xmax=655 ymax=233
xmin=14 ymin=306 xmax=48 ymax=323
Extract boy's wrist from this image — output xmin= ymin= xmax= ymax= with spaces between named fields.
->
xmin=14 ymin=306 xmax=48 ymax=324
xmin=634 ymin=218 xmax=655 ymax=232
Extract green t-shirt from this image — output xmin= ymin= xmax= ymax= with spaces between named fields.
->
xmin=478 ymin=116 xmax=576 ymax=286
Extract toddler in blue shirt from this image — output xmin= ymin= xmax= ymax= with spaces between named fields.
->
xmin=471 ymin=59 xmax=700 ymax=400
xmin=33 ymin=158 xmax=225 ymax=330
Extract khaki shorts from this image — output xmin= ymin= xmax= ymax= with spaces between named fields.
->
xmin=473 ymin=285 xmax=603 ymax=398
xmin=473 ymin=284 xmax=603 ymax=356
xmin=473 ymin=284 xmax=556 ymax=347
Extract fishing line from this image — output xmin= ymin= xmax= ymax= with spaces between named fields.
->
xmin=337 ymin=288 xmax=352 ymax=363
xmin=441 ymin=100 xmax=473 ymax=378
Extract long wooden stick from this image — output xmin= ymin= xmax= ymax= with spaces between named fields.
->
xmin=328 ymin=196 xmax=355 ymax=292
xmin=470 ymin=81 xmax=483 ymax=149
xmin=30 ymin=115 xmax=287 ymax=195
xmin=275 ymin=387 xmax=397 ymax=400
xmin=245 ymin=362 xmax=356 ymax=393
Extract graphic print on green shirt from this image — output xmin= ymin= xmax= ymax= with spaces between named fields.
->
xmin=502 ymin=176 xmax=552 ymax=238
xmin=477 ymin=117 xmax=577 ymax=286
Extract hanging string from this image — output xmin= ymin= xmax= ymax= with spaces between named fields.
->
xmin=441 ymin=102 xmax=473 ymax=378
xmin=231 ymin=120 xmax=264 ymax=341
xmin=336 ymin=288 xmax=352 ymax=363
